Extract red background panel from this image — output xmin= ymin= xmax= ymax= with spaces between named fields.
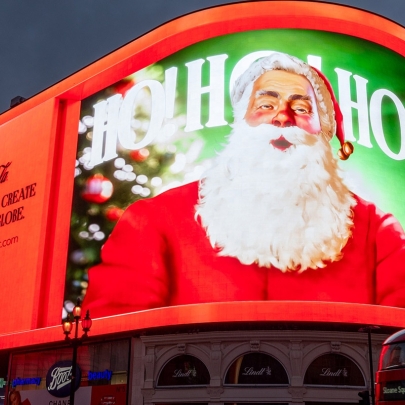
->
xmin=1 ymin=1 xmax=405 ymax=348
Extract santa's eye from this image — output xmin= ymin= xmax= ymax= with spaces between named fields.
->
xmin=294 ymin=107 xmax=309 ymax=114
xmin=291 ymin=100 xmax=312 ymax=115
xmin=258 ymin=104 xmax=273 ymax=110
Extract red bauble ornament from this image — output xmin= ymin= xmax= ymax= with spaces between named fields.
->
xmin=82 ymin=174 xmax=113 ymax=203
xmin=129 ymin=148 xmax=150 ymax=162
xmin=105 ymin=206 xmax=124 ymax=222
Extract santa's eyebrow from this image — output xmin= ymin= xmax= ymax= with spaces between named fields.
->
xmin=256 ymin=90 xmax=279 ymax=98
xmin=288 ymin=94 xmax=312 ymax=101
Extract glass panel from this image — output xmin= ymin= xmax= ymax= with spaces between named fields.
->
xmin=9 ymin=340 xmax=130 ymax=390
xmin=304 ymin=353 xmax=365 ymax=386
xmin=225 ymin=353 xmax=289 ymax=385
xmin=381 ymin=343 xmax=405 ymax=370
xmin=157 ymin=355 xmax=210 ymax=386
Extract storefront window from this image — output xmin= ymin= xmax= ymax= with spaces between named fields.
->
xmin=9 ymin=339 xmax=129 ymax=405
xmin=304 ymin=353 xmax=365 ymax=387
xmin=157 ymin=355 xmax=210 ymax=387
xmin=224 ymin=353 xmax=289 ymax=385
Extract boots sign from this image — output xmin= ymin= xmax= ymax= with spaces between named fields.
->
xmin=46 ymin=361 xmax=81 ymax=398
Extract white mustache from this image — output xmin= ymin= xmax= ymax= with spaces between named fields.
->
xmin=231 ymin=121 xmax=319 ymax=146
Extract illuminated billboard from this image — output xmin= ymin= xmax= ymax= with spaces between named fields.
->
xmin=2 ymin=2 xmax=405 ymax=347
xmin=67 ymin=29 xmax=405 ymax=318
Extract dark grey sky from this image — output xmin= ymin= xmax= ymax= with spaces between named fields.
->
xmin=0 ymin=0 xmax=403 ymax=114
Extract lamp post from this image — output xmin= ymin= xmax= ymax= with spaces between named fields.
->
xmin=62 ymin=298 xmax=92 ymax=405
xmin=359 ymin=325 xmax=380 ymax=405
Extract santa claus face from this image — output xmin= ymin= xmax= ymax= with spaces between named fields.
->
xmin=244 ymin=70 xmax=322 ymax=150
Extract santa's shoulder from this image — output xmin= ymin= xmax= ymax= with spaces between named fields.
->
xmin=124 ymin=181 xmax=198 ymax=217
xmin=351 ymin=193 xmax=404 ymax=232
xmin=352 ymin=193 xmax=384 ymax=217
xmin=148 ymin=181 xmax=199 ymax=206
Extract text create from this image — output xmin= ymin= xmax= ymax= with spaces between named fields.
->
xmin=0 ymin=182 xmax=37 ymax=228
xmin=1 ymin=183 xmax=36 ymax=208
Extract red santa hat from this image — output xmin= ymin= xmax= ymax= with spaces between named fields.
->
xmin=231 ymin=52 xmax=354 ymax=160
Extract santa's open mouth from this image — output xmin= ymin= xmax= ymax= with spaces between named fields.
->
xmin=270 ymin=136 xmax=293 ymax=151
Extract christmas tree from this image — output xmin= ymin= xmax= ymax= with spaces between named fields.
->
xmin=64 ymin=64 xmax=209 ymax=318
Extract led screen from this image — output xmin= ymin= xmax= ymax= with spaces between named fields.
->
xmin=67 ymin=29 xmax=405 ymax=319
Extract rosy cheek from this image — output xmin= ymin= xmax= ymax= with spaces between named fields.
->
xmin=245 ymin=111 xmax=269 ymax=126
xmin=297 ymin=117 xmax=321 ymax=134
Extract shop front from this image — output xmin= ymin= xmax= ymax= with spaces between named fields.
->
xmin=133 ymin=328 xmax=385 ymax=405
xmin=4 ymin=326 xmax=388 ymax=405
xmin=8 ymin=339 xmax=129 ymax=405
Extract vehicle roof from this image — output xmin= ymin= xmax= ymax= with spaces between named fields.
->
xmin=384 ymin=329 xmax=405 ymax=345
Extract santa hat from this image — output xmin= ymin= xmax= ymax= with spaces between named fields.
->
xmin=231 ymin=52 xmax=354 ymax=160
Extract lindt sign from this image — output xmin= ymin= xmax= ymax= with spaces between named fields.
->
xmin=241 ymin=366 xmax=272 ymax=376
xmin=46 ymin=361 xmax=81 ymax=398
xmin=172 ymin=368 xmax=197 ymax=378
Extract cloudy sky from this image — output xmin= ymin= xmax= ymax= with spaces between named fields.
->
xmin=0 ymin=0 xmax=403 ymax=114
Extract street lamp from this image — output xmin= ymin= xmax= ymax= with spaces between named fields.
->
xmin=62 ymin=298 xmax=92 ymax=405
xmin=359 ymin=325 xmax=380 ymax=405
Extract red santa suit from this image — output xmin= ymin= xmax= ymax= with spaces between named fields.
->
xmin=83 ymin=181 xmax=405 ymax=318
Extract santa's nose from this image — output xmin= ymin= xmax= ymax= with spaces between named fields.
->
xmin=272 ymin=105 xmax=295 ymax=128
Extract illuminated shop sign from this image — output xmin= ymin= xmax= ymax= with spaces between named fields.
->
xmin=46 ymin=361 xmax=81 ymax=398
xmin=12 ymin=377 xmax=41 ymax=387
xmin=0 ymin=182 xmax=36 ymax=228
xmin=88 ymin=369 xmax=112 ymax=381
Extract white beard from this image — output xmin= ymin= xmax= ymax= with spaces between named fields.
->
xmin=196 ymin=120 xmax=356 ymax=272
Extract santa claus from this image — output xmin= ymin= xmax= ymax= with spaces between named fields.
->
xmin=83 ymin=52 xmax=405 ymax=318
